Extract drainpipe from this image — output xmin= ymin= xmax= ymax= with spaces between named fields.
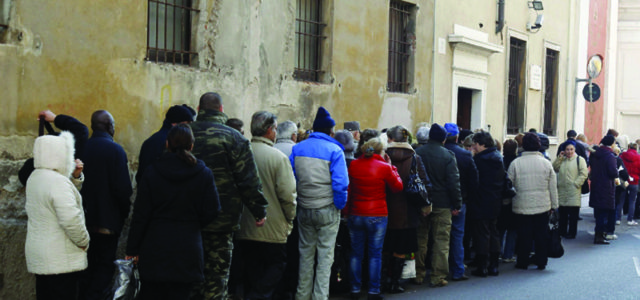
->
xmin=430 ymin=0 xmax=437 ymax=123
xmin=496 ymin=0 xmax=505 ymax=33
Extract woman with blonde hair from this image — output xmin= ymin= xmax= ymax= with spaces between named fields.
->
xmin=344 ymin=137 xmax=403 ymax=300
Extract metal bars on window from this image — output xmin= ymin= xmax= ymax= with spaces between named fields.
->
xmin=507 ymin=38 xmax=526 ymax=135
xmin=294 ymin=0 xmax=325 ymax=82
xmin=146 ymin=0 xmax=198 ymax=65
xmin=387 ymin=1 xmax=412 ymax=93
xmin=543 ymin=49 xmax=559 ymax=136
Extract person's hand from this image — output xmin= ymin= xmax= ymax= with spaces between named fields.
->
xmin=451 ymin=209 xmax=460 ymax=217
xmin=72 ymin=159 xmax=84 ymax=179
xmin=256 ymin=217 xmax=266 ymax=227
xmin=615 ymin=178 xmax=621 ymax=186
xmin=38 ymin=110 xmax=56 ymax=122
xmin=125 ymin=255 xmax=139 ymax=264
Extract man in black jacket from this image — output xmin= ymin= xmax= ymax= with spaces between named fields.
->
xmin=136 ymin=105 xmax=194 ymax=183
xmin=414 ymin=123 xmax=462 ymax=287
xmin=443 ymin=123 xmax=478 ymax=281
xmin=79 ymin=110 xmax=133 ymax=300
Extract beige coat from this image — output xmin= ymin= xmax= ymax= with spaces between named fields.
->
xmin=25 ymin=132 xmax=90 ymax=275
xmin=553 ymin=155 xmax=588 ymax=207
xmin=508 ymin=151 xmax=559 ymax=215
xmin=236 ymin=137 xmax=297 ymax=244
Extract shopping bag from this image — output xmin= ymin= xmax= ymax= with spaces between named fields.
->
xmin=112 ymin=258 xmax=141 ymax=300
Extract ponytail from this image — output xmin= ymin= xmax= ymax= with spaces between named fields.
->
xmin=167 ymin=124 xmax=198 ymax=167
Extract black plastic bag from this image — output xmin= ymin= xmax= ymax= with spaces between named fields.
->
xmin=112 ymin=259 xmax=140 ymax=300
xmin=548 ymin=211 xmax=565 ymax=258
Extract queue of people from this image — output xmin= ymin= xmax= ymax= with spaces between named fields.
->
xmin=21 ymin=94 xmax=637 ymax=300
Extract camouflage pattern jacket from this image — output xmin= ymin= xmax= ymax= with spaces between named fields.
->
xmin=191 ymin=109 xmax=268 ymax=232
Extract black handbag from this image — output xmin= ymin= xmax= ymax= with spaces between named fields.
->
xmin=405 ymin=155 xmax=431 ymax=208
xmin=502 ymin=172 xmax=517 ymax=199
xmin=548 ymin=210 xmax=565 ymax=258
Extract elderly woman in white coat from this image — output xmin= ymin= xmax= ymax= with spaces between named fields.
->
xmin=553 ymin=142 xmax=588 ymax=239
xmin=25 ymin=131 xmax=89 ymax=300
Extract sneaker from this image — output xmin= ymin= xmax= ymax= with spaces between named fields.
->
xmin=502 ymin=258 xmax=516 ymax=263
xmin=605 ymin=234 xmax=618 ymax=240
xmin=628 ymin=221 xmax=638 ymax=226
xmin=431 ymin=278 xmax=448 ymax=287
xmin=616 ymin=220 xmax=621 ymax=225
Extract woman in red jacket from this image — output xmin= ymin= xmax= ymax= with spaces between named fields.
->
xmin=345 ymin=137 xmax=403 ymax=300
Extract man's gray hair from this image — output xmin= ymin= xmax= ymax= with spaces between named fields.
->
xmin=276 ymin=120 xmax=298 ymax=140
xmin=250 ymin=111 xmax=277 ymax=137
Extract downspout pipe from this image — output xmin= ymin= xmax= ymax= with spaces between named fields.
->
xmin=430 ymin=0 xmax=437 ymax=123
xmin=496 ymin=0 xmax=505 ymax=33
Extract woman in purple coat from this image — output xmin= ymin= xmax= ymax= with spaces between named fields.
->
xmin=588 ymin=135 xmax=619 ymax=245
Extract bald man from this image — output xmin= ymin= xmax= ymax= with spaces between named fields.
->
xmin=79 ymin=110 xmax=133 ymax=300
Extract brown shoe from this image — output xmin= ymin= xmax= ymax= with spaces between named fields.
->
xmin=431 ymin=278 xmax=448 ymax=287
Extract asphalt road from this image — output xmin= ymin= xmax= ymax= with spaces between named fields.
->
xmin=332 ymin=196 xmax=640 ymax=300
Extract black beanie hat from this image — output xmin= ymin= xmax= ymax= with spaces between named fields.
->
xmin=166 ymin=105 xmax=194 ymax=123
xmin=429 ymin=123 xmax=447 ymax=143
xmin=601 ymin=135 xmax=616 ymax=147
xmin=523 ymin=132 xmax=541 ymax=151
xmin=312 ymin=107 xmax=336 ymax=130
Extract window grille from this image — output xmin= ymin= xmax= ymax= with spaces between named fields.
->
xmin=294 ymin=0 xmax=325 ymax=82
xmin=543 ymin=48 xmax=559 ymax=136
xmin=387 ymin=1 xmax=413 ymax=93
xmin=507 ymin=38 xmax=527 ymax=135
xmin=147 ymin=0 xmax=198 ymax=65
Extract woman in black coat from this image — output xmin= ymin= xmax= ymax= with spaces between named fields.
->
xmin=126 ymin=124 xmax=220 ymax=300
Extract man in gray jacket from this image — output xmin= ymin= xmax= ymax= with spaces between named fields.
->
xmin=414 ymin=123 xmax=462 ymax=287
xmin=236 ymin=111 xmax=297 ymax=299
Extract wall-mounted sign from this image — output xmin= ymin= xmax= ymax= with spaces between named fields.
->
xmin=530 ymin=64 xmax=542 ymax=90
xmin=582 ymin=82 xmax=601 ymax=102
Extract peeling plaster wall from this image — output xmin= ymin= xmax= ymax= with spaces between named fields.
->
xmin=0 ymin=1 xmax=435 ymax=298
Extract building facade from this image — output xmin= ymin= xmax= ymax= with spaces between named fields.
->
xmin=0 ymin=1 xmax=580 ymax=298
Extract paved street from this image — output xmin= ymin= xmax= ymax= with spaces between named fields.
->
xmin=333 ymin=196 xmax=640 ymax=300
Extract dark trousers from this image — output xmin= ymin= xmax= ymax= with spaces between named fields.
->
xmin=472 ymin=218 xmax=500 ymax=256
xmin=79 ymin=232 xmax=119 ymax=300
xmin=274 ymin=218 xmax=299 ymax=300
xmin=594 ymin=208 xmax=616 ymax=234
xmin=239 ymin=240 xmax=287 ymax=300
xmin=140 ymin=281 xmax=193 ymax=300
xmin=515 ymin=213 xmax=549 ymax=268
xmin=558 ymin=206 xmax=579 ymax=237
xmin=36 ymin=271 xmax=81 ymax=300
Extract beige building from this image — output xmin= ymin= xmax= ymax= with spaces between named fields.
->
xmin=0 ymin=0 xmax=580 ymax=298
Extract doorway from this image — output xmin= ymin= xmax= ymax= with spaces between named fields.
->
xmin=457 ymin=87 xmax=473 ymax=130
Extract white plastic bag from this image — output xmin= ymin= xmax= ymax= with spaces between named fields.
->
xmin=401 ymin=259 xmax=416 ymax=279
xmin=112 ymin=258 xmax=141 ymax=300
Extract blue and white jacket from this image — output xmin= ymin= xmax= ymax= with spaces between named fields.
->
xmin=290 ymin=132 xmax=349 ymax=210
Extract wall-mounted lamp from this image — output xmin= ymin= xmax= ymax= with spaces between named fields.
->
xmin=527 ymin=1 xmax=544 ymax=32
xmin=528 ymin=1 xmax=544 ymax=11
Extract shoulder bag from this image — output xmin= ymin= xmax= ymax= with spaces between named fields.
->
xmin=405 ymin=155 xmax=431 ymax=208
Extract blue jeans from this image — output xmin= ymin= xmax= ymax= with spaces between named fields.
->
xmin=449 ymin=204 xmax=466 ymax=278
xmin=626 ymin=185 xmax=638 ymax=221
xmin=499 ymin=228 xmax=517 ymax=259
xmin=594 ymin=208 xmax=615 ymax=234
xmin=347 ymin=215 xmax=387 ymax=295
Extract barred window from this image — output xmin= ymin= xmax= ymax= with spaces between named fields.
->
xmin=507 ymin=38 xmax=527 ymax=135
xmin=147 ymin=0 xmax=198 ymax=65
xmin=543 ymin=48 xmax=559 ymax=136
xmin=0 ymin=0 xmax=10 ymax=34
xmin=387 ymin=1 xmax=415 ymax=93
xmin=294 ymin=0 xmax=325 ymax=82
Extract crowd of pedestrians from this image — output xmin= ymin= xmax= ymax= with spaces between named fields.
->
xmin=20 ymin=92 xmax=640 ymax=300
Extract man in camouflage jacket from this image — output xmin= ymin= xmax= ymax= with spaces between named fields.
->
xmin=190 ymin=92 xmax=268 ymax=300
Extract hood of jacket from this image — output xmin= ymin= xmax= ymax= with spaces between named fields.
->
xmin=153 ymin=152 xmax=208 ymax=183
xmin=33 ymin=131 xmax=75 ymax=178
xmin=593 ymin=145 xmax=614 ymax=160
xmin=386 ymin=142 xmax=415 ymax=163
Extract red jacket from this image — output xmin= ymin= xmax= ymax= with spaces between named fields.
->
xmin=621 ymin=149 xmax=640 ymax=185
xmin=345 ymin=154 xmax=403 ymax=217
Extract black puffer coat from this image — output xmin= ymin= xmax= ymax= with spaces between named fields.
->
xmin=470 ymin=147 xmax=505 ymax=220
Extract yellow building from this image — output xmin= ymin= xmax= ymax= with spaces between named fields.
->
xmin=0 ymin=0 xmax=579 ymax=298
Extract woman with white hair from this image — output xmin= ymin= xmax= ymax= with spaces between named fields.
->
xmin=25 ymin=132 xmax=89 ymax=300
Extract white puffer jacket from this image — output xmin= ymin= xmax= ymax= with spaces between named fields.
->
xmin=25 ymin=131 xmax=90 ymax=275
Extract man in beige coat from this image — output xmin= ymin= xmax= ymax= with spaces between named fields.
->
xmin=236 ymin=111 xmax=297 ymax=299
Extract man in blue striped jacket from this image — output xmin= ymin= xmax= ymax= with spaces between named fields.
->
xmin=290 ymin=107 xmax=349 ymax=300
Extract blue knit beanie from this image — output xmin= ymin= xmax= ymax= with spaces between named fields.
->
xmin=313 ymin=107 xmax=336 ymax=130
xmin=444 ymin=123 xmax=459 ymax=137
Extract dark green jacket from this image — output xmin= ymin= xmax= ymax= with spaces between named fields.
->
xmin=415 ymin=140 xmax=462 ymax=210
xmin=191 ymin=109 xmax=268 ymax=232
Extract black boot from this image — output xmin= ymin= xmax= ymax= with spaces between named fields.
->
xmin=594 ymin=232 xmax=610 ymax=245
xmin=389 ymin=257 xmax=406 ymax=293
xmin=367 ymin=293 xmax=384 ymax=300
xmin=381 ymin=255 xmax=391 ymax=292
xmin=488 ymin=253 xmax=499 ymax=276
xmin=471 ymin=254 xmax=488 ymax=277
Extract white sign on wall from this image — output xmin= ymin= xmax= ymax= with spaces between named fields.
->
xmin=530 ymin=64 xmax=542 ymax=90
